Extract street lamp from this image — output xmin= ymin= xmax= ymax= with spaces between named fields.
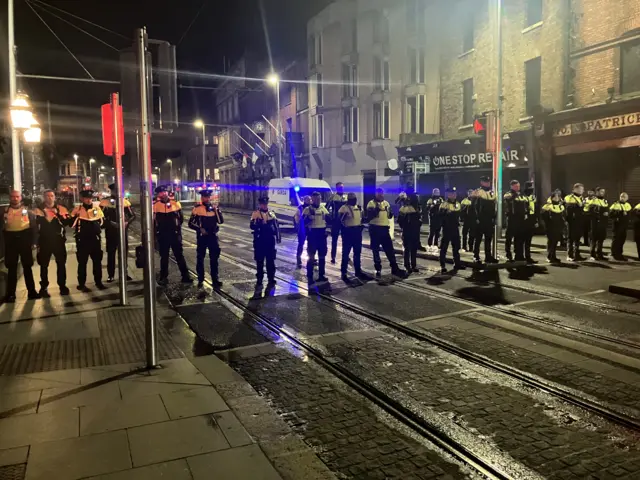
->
xmin=24 ymin=119 xmax=41 ymax=196
xmin=267 ymin=73 xmax=283 ymax=178
xmin=10 ymin=92 xmax=35 ymax=190
xmin=193 ymin=119 xmax=206 ymax=184
xmin=73 ymin=154 xmax=79 ymax=204
xmin=166 ymin=159 xmax=173 ymax=186
xmin=89 ymin=158 xmax=96 ymax=189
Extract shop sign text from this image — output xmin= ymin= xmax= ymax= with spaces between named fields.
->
xmin=424 ymin=150 xmax=521 ymax=171
xmin=553 ymin=112 xmax=640 ymax=137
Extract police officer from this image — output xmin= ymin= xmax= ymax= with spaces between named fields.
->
xmin=33 ymin=190 xmax=71 ymax=297
xmin=327 ymin=182 xmax=347 ymax=264
xmin=2 ymin=190 xmax=39 ymax=302
xmin=303 ymin=192 xmax=330 ymax=283
xmin=189 ymin=190 xmax=224 ymax=288
xmin=609 ymin=192 xmax=632 ymax=261
xmin=542 ymin=191 xmax=566 ymax=263
xmin=366 ymin=188 xmax=405 ymax=278
xmin=503 ymin=180 xmax=527 ymax=262
xmin=564 ymin=183 xmax=585 ymax=262
xmin=398 ymin=193 xmax=421 ymax=274
xmin=460 ymin=189 xmax=475 ymax=253
xmin=338 ymin=192 xmax=364 ymax=280
xmin=100 ymin=184 xmax=135 ymax=282
xmin=583 ymin=189 xmax=596 ymax=246
xmin=439 ymin=187 xmax=465 ymax=273
xmin=584 ymin=186 xmax=609 ymax=261
xmin=523 ymin=181 xmax=538 ymax=264
xmin=472 ymin=176 xmax=498 ymax=264
xmin=250 ymin=196 xmax=281 ymax=287
xmin=426 ymin=188 xmax=444 ymax=253
xmin=294 ymin=195 xmax=312 ymax=268
xmin=153 ymin=185 xmax=192 ymax=286
xmin=634 ymin=202 xmax=640 ymax=260
xmin=71 ymin=190 xmax=106 ymax=292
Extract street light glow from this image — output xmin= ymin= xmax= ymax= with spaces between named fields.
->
xmin=24 ymin=126 xmax=41 ymax=144
xmin=89 ymin=158 xmax=96 ymax=164
xmin=193 ymin=119 xmax=204 ymax=128
xmin=166 ymin=159 xmax=172 ymax=164
xmin=73 ymin=154 xmax=78 ymax=161
xmin=267 ymin=73 xmax=279 ymax=86
xmin=10 ymin=93 xmax=34 ymax=129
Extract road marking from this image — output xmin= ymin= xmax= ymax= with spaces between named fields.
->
xmin=578 ymin=289 xmax=606 ymax=296
xmin=510 ymin=298 xmax=559 ymax=307
xmin=404 ymin=308 xmax=485 ymax=325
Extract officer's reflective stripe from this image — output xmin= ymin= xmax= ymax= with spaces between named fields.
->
xmin=474 ymin=189 xmax=496 ymax=201
xmin=4 ymin=207 xmax=30 ymax=232
xmin=303 ymin=206 xmax=329 ymax=228
xmin=153 ymin=201 xmax=182 ymax=213
xmin=339 ymin=205 xmax=362 ymax=226
xmin=367 ymin=200 xmax=391 ymax=226
xmin=34 ymin=206 xmax=69 ymax=223
xmin=584 ymin=198 xmax=608 ymax=211
xmin=440 ymin=202 xmax=461 ymax=212
xmin=192 ymin=206 xmax=221 ymax=220
xmin=564 ymin=194 xmax=584 ymax=207
xmin=610 ymin=202 xmax=632 ymax=212
xmin=543 ymin=204 xmax=564 ymax=213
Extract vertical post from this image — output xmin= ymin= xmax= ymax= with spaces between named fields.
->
xmin=201 ymin=124 xmax=206 ymax=184
xmin=413 ymin=163 xmax=417 ymax=193
xmin=137 ymin=28 xmax=157 ymax=368
xmin=31 ymin=147 xmax=35 ymax=195
xmin=276 ymin=82 xmax=283 ymax=178
xmin=112 ymin=93 xmax=128 ymax=306
xmin=8 ymin=0 xmax=21 ymax=191
xmin=493 ymin=0 xmax=504 ymax=259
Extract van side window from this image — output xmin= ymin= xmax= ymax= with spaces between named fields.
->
xmin=290 ymin=190 xmax=298 ymax=207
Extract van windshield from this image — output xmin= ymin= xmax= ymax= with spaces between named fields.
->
xmin=291 ymin=187 xmax=332 ymax=206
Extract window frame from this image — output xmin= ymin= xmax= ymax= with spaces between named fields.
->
xmin=526 ymin=0 xmax=543 ymax=27
xmin=342 ymin=107 xmax=359 ymax=143
xmin=406 ymin=94 xmax=425 ymax=134
xmin=316 ymin=73 xmax=323 ymax=106
xmin=313 ymin=114 xmax=325 ymax=148
xmin=463 ymin=13 xmax=474 ymax=52
xmin=525 ymin=56 xmax=542 ymax=116
xmin=373 ymin=101 xmax=391 ymax=139
xmin=462 ymin=78 xmax=474 ymax=125
xmin=621 ymin=38 xmax=640 ymax=95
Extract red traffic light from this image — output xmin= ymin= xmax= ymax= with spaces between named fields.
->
xmin=473 ymin=118 xmax=486 ymax=135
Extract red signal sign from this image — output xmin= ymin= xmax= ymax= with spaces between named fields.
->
xmin=101 ymin=103 xmax=125 ymax=156
xmin=473 ymin=118 xmax=486 ymax=135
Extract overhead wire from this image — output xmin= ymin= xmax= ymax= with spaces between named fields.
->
xmin=24 ymin=0 xmax=95 ymax=79
xmin=28 ymin=0 xmax=129 ymax=40
xmin=177 ymin=1 xmax=207 ymax=46
xmin=27 ymin=0 xmax=119 ymax=51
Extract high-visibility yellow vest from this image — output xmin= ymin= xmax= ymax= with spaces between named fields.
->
xmin=367 ymin=200 xmax=391 ymax=226
xmin=338 ymin=204 xmax=362 ymax=227
xmin=542 ymin=203 xmax=564 ymax=214
xmin=4 ymin=206 xmax=31 ymax=232
xmin=33 ymin=205 xmax=70 ymax=223
xmin=303 ymin=205 xmax=329 ymax=229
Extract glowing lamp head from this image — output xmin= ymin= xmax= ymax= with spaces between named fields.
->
xmin=294 ymin=185 xmax=300 ymax=193
xmin=267 ymin=73 xmax=279 ymax=86
xmin=193 ymin=119 xmax=204 ymax=128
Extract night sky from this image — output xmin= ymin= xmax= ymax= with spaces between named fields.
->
xmin=0 ymin=0 xmax=331 ymax=159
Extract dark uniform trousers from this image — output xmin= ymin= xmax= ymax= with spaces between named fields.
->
xmin=341 ymin=227 xmax=362 ymax=274
xmin=634 ymin=222 xmax=640 ymax=259
xmin=330 ymin=223 xmax=342 ymax=261
xmin=369 ymin=225 xmax=398 ymax=272
xmin=5 ymin=231 xmax=36 ymax=295
xmin=440 ymin=230 xmax=461 ymax=267
xmin=402 ymin=230 xmax=420 ymax=270
xmin=567 ymin=219 xmax=583 ymax=259
xmin=158 ymin=233 xmax=189 ymax=280
xmin=307 ymin=229 xmax=328 ymax=278
xmin=77 ymin=239 xmax=103 ymax=286
xmin=296 ymin=228 xmax=307 ymax=259
xmin=590 ymin=219 xmax=607 ymax=258
xmin=473 ymin=222 xmax=494 ymax=260
xmin=547 ymin=229 xmax=563 ymax=260
xmin=462 ymin=221 xmax=474 ymax=251
xmin=505 ymin=223 xmax=525 ymax=260
xmin=196 ymin=234 xmax=221 ymax=282
xmin=38 ymin=238 xmax=67 ymax=289
xmin=254 ymin=238 xmax=276 ymax=282
xmin=611 ymin=221 xmax=628 ymax=258
xmin=427 ymin=217 xmax=442 ymax=247
xmin=106 ymin=229 xmax=129 ymax=278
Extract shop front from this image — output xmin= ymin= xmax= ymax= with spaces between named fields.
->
xmin=538 ymin=99 xmax=640 ymax=203
xmin=396 ymin=130 xmax=533 ymax=198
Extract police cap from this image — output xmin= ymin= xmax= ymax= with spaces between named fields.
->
xmin=199 ymin=189 xmax=213 ymax=197
xmin=479 ymin=175 xmax=491 ymax=183
xmin=79 ymin=190 xmax=94 ymax=199
xmin=258 ymin=196 xmax=269 ymax=204
xmin=445 ymin=186 xmax=457 ymax=193
xmin=155 ymin=185 xmax=167 ymax=194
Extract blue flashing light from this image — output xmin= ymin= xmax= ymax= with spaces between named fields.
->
xmin=294 ymin=185 xmax=300 ymax=192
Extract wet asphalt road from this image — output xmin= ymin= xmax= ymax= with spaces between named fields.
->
xmin=132 ymin=213 xmax=640 ymax=479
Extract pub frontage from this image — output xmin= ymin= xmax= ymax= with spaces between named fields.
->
xmin=396 ymin=130 xmax=535 ymax=198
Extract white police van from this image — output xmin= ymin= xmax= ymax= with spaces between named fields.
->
xmin=267 ymin=177 xmax=333 ymax=228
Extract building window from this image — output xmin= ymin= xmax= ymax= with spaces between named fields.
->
xmin=342 ymin=64 xmax=357 ymax=98
xmin=525 ymin=56 xmax=542 ymax=116
xmin=316 ymin=73 xmax=323 ymax=106
xmin=313 ymin=114 xmax=324 ymax=148
xmin=621 ymin=39 xmax=640 ymax=94
xmin=308 ymin=33 xmax=322 ymax=66
xmin=373 ymin=13 xmax=389 ymax=44
xmin=296 ymin=81 xmax=309 ymax=111
xmin=526 ymin=0 xmax=542 ymax=27
xmin=408 ymin=48 xmax=425 ymax=84
xmin=373 ymin=101 xmax=390 ymax=139
xmin=374 ymin=58 xmax=389 ymax=91
xmin=234 ymin=95 xmax=239 ymax=118
xmin=343 ymin=107 xmax=359 ymax=143
xmin=462 ymin=78 xmax=474 ymax=125
xmin=351 ymin=19 xmax=358 ymax=52
xmin=463 ymin=13 xmax=474 ymax=52
xmin=406 ymin=95 xmax=425 ymax=134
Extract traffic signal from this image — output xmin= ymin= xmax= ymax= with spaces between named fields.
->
xmin=473 ymin=116 xmax=486 ymax=137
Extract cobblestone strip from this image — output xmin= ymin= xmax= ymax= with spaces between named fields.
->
xmin=231 ymin=351 xmax=471 ymax=480
xmin=431 ymin=325 xmax=640 ymax=415
xmin=324 ymin=336 xmax=640 ymax=480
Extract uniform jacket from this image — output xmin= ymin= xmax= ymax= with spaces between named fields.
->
xmin=503 ymin=190 xmax=529 ymax=226
xmin=338 ymin=204 xmax=363 ymax=228
xmin=99 ymin=197 xmax=135 ymax=229
xmin=2 ymin=205 xmax=38 ymax=245
xmin=564 ymin=193 xmax=584 ymax=224
xmin=609 ymin=201 xmax=632 ymax=229
xmin=250 ymin=209 xmax=281 ymax=243
xmin=439 ymin=200 xmax=462 ymax=233
xmin=584 ymin=197 xmax=609 ymax=224
xmin=153 ymin=200 xmax=184 ymax=236
xmin=542 ymin=203 xmax=566 ymax=233
xmin=426 ymin=196 xmax=444 ymax=220
xmin=303 ymin=205 xmax=329 ymax=230
xmin=33 ymin=204 xmax=71 ymax=242
xmin=366 ymin=200 xmax=393 ymax=227
xmin=327 ymin=193 xmax=348 ymax=223
xmin=472 ymin=187 xmax=496 ymax=223
xmin=71 ymin=204 xmax=104 ymax=243
xmin=398 ymin=205 xmax=421 ymax=234
xmin=189 ymin=203 xmax=224 ymax=236
xmin=460 ymin=197 xmax=473 ymax=223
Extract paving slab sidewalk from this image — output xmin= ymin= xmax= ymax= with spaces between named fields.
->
xmin=0 ymin=242 xmax=335 ymax=480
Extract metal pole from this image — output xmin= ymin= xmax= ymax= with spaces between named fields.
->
xmin=493 ymin=0 xmax=504 ymax=259
xmin=74 ymin=156 xmax=78 ymax=201
xmin=276 ymin=82 xmax=283 ymax=178
xmin=201 ymin=124 xmax=206 ymax=184
xmin=31 ymin=147 xmax=35 ymax=195
xmin=8 ymin=0 xmax=21 ymax=191
xmin=413 ymin=164 xmax=417 ymax=193
xmin=136 ymin=27 xmax=157 ymax=368
xmin=112 ymin=93 xmax=128 ymax=306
